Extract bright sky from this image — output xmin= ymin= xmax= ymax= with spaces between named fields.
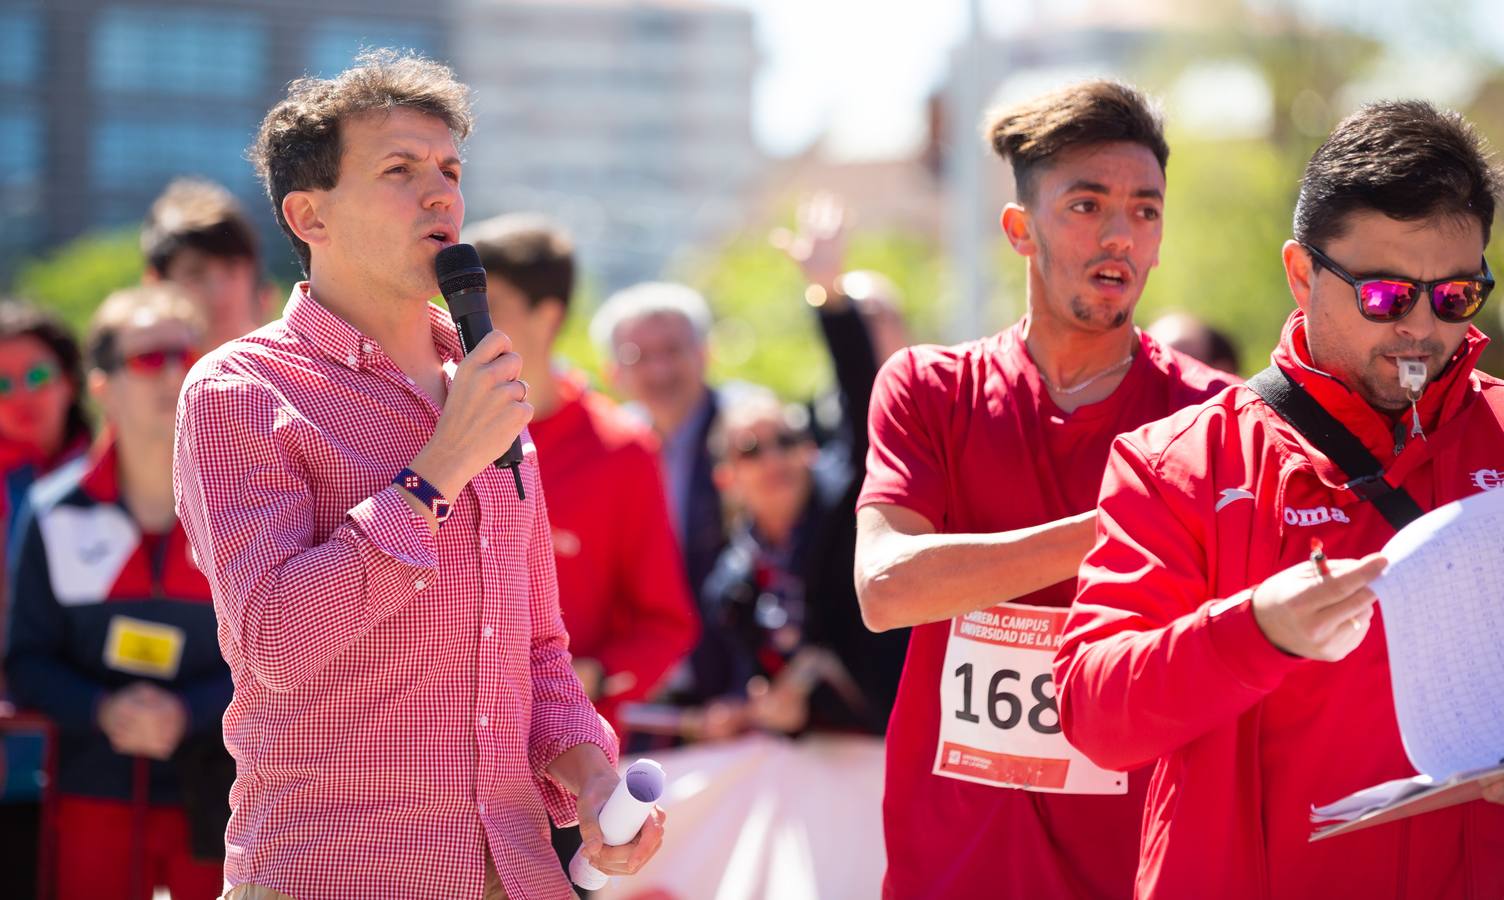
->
xmin=724 ymin=0 xmax=1047 ymax=159
xmin=727 ymin=0 xmax=1504 ymax=160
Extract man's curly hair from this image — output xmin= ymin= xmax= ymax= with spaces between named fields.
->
xmin=250 ymin=48 xmax=473 ymax=275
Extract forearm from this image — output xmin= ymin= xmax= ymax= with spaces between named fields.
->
xmin=1055 ymin=592 xmax=1304 ymax=771
xmin=546 ymin=741 xmax=615 ymax=797
xmin=856 ymin=510 xmax=1096 ymax=631
xmin=4 ymin=654 xmax=106 ymax=732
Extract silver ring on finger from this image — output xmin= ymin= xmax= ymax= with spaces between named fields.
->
xmin=517 ymin=379 xmax=529 ymax=402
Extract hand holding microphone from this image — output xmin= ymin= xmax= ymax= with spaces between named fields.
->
xmin=408 ymin=243 xmax=531 ymax=500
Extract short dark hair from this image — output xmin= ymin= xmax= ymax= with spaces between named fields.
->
xmin=987 ymin=80 xmax=1169 ymax=202
xmin=250 ymin=48 xmax=474 ymax=275
xmin=0 ymin=298 xmax=91 ymax=449
xmin=466 ymin=214 xmax=576 ymax=311
xmin=1294 ymin=100 xmax=1501 ymax=250
xmin=141 ymin=178 xmax=260 ymax=276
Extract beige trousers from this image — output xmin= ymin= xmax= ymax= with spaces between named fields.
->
xmin=221 ymin=851 xmax=509 ymax=900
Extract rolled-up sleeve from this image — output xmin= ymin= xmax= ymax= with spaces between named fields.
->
xmin=173 ymin=373 xmax=438 ymax=694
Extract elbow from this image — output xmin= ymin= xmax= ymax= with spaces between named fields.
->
xmin=855 ymin=561 xmax=903 ymax=633
xmin=1055 ymin=663 xmax=1149 ymax=772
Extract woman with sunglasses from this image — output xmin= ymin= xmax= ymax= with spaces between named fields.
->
xmin=6 ymin=284 xmax=230 ymax=900
xmin=0 ymin=299 xmax=91 ymax=900
xmin=0 ymin=300 xmax=92 ymax=545
xmin=690 ymin=286 xmax=907 ymax=744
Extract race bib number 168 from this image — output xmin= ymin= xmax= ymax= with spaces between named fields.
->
xmin=933 ymin=604 xmax=1126 ymax=794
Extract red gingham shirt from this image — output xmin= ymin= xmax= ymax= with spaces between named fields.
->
xmin=173 ymin=285 xmax=616 ymax=900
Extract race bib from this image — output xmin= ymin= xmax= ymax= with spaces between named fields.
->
xmin=103 ymin=616 xmax=184 ymax=680
xmin=933 ymin=603 xmax=1126 ymax=794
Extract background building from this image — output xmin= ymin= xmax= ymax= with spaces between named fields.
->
xmin=0 ymin=0 xmax=761 ymax=292
xmin=1 ymin=0 xmax=451 ymax=277
xmin=455 ymin=0 xmax=762 ymax=292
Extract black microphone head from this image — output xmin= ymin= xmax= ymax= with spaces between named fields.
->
xmin=435 ymin=243 xmax=487 ymax=297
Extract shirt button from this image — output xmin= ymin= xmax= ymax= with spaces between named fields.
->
xmin=415 ymin=579 xmax=427 ymax=591
xmin=362 ymin=341 xmax=374 ymax=354
xmin=482 ymin=625 xmax=493 ymax=638
xmin=479 ymin=536 xmax=489 ymax=550
xmin=478 ymin=714 xmax=489 ymax=727
xmin=346 ymin=354 xmax=358 ymax=366
xmin=478 ymin=802 xmax=487 ymax=815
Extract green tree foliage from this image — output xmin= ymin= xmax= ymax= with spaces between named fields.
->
xmin=9 ymin=229 xmax=143 ymax=334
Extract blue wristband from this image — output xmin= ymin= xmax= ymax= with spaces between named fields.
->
xmin=394 ymin=467 xmax=452 ymax=524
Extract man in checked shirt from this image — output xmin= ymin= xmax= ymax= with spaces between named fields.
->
xmin=172 ymin=49 xmax=664 ymax=900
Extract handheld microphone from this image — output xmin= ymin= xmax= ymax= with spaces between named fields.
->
xmin=435 ymin=243 xmax=526 ymax=500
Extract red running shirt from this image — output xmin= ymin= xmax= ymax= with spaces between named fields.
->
xmin=858 ymin=322 xmax=1233 ymax=899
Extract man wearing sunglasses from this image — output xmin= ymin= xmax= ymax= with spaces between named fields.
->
xmin=1056 ymin=101 xmax=1504 ymax=898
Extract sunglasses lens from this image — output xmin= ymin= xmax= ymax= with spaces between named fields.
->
xmin=126 ymin=350 xmax=168 ymax=373
xmin=25 ymin=363 xmax=56 ymax=389
xmin=123 ymin=348 xmax=194 ymax=374
xmin=1359 ymin=281 xmax=1418 ymax=321
xmin=1432 ymin=280 xmax=1487 ymax=322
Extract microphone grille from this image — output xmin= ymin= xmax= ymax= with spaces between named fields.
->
xmin=435 ymin=243 xmax=487 ymax=295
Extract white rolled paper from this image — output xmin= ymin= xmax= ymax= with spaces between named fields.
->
xmin=568 ymin=758 xmax=666 ymax=890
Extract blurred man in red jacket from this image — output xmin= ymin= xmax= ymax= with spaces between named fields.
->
xmin=1057 ymin=100 xmax=1504 ymax=898
xmin=467 ymin=215 xmax=697 ymax=731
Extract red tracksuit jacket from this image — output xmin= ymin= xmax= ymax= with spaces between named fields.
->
xmin=1056 ymin=310 xmax=1504 ymax=899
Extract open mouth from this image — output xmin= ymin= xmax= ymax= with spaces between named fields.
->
xmin=423 ymin=226 xmax=457 ymax=248
xmin=1090 ymin=264 xmax=1132 ymax=289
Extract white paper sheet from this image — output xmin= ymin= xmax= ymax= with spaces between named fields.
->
xmin=1369 ymin=487 xmax=1504 ymax=779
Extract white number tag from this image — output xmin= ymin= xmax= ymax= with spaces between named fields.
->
xmin=933 ymin=604 xmax=1126 ymax=794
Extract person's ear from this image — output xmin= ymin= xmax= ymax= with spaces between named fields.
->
xmin=536 ymin=298 xmax=567 ymax=345
xmin=1001 ymin=203 xmax=1037 ymax=257
xmin=1283 ymin=240 xmax=1315 ymax=314
xmin=86 ymin=368 xmax=110 ymax=408
xmin=282 ymin=191 xmax=330 ymax=253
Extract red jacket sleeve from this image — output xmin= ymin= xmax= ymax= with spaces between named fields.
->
xmin=1053 ymin=432 xmax=1306 ymax=772
xmin=592 ymin=442 xmax=699 ymax=716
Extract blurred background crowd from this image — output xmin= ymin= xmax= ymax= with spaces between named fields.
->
xmin=3 ymin=0 xmax=1504 ymax=898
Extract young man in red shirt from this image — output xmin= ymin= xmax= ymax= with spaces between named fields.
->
xmin=854 ymin=81 xmax=1235 ymax=899
xmin=1057 ymin=101 xmax=1504 ymax=899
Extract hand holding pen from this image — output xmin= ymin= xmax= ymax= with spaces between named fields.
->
xmin=1248 ymin=539 xmax=1387 ymax=662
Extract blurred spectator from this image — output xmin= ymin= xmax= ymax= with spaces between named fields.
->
xmin=591 ymin=283 xmax=723 ymax=588
xmin=467 ymin=214 xmax=699 ymax=729
xmin=6 ymin=285 xmax=232 ymax=900
xmin=1146 ymin=312 xmax=1241 ymax=374
xmin=468 ymin=212 xmax=700 ymax=893
xmin=0 ymin=298 xmax=92 ymax=900
xmin=591 ymin=282 xmax=734 ymax=700
xmin=691 ymin=200 xmax=909 ymax=740
xmin=141 ymin=178 xmax=272 ymax=351
xmin=0 ymin=300 xmax=92 ymax=543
